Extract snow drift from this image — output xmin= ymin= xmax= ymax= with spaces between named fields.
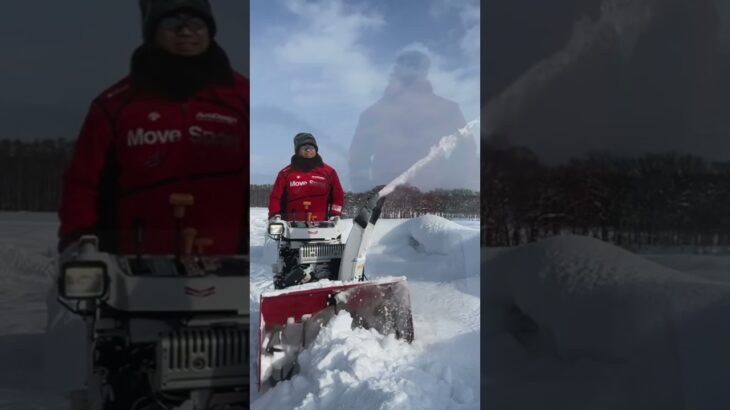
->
xmin=0 ymin=210 xmax=480 ymax=409
xmin=253 ymin=311 xmax=474 ymax=410
xmin=0 ymin=213 xmax=66 ymax=407
xmin=484 ymin=234 xmax=730 ymax=410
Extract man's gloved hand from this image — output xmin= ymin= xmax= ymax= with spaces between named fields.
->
xmin=269 ymin=214 xmax=281 ymax=223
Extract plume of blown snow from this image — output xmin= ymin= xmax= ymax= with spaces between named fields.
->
xmin=378 ymin=118 xmax=480 ymax=197
xmin=482 ymin=0 xmax=656 ymax=137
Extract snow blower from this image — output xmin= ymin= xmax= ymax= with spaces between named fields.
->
xmin=57 ymin=194 xmax=249 ymax=410
xmin=258 ymin=194 xmax=415 ymax=391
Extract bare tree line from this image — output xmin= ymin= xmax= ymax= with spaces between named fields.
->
xmin=250 ymin=184 xmax=480 ymax=220
xmin=0 ymin=139 xmax=481 ymax=220
xmin=0 ymin=139 xmax=73 ymax=211
xmin=483 ymin=142 xmax=730 ymax=249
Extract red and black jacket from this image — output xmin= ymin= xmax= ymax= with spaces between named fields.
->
xmin=58 ymin=59 xmax=249 ymax=255
xmin=268 ymin=155 xmax=344 ymax=222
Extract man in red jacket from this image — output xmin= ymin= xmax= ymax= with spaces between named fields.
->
xmin=268 ymin=133 xmax=344 ymax=222
xmin=58 ymin=0 xmax=249 ymax=255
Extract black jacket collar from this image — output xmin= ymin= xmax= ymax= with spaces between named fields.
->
xmin=291 ymin=154 xmax=324 ymax=172
xmin=130 ymin=41 xmax=234 ymax=101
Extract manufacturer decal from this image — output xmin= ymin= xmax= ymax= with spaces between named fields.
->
xmin=105 ymin=84 xmax=129 ymax=99
xmin=189 ymin=125 xmax=238 ymax=147
xmin=195 ymin=112 xmax=238 ymax=125
xmin=184 ymin=286 xmax=216 ymax=297
xmin=127 ymin=128 xmax=182 ymax=146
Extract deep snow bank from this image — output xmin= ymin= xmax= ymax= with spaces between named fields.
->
xmin=0 ymin=244 xmax=55 ymax=334
xmin=0 ymin=213 xmax=58 ymax=334
xmin=484 ymin=234 xmax=730 ymax=410
xmin=253 ymin=311 xmax=475 ymax=410
xmin=367 ymin=215 xmax=480 ymax=286
xmin=0 ymin=213 xmax=68 ymax=407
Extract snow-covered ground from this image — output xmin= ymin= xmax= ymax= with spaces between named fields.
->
xmin=15 ymin=208 xmax=730 ymax=409
xmin=249 ymin=208 xmax=481 ymax=409
xmin=0 ymin=210 xmax=480 ymax=409
xmin=484 ymin=234 xmax=730 ymax=410
xmin=0 ymin=212 xmax=66 ymax=409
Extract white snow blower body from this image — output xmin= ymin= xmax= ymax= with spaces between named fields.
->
xmin=258 ymin=194 xmax=414 ymax=390
xmin=57 ymin=236 xmax=249 ymax=410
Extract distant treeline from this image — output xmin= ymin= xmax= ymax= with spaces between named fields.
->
xmin=0 ymin=139 xmax=73 ymax=211
xmin=14 ymin=136 xmax=730 ymax=251
xmin=250 ymin=184 xmax=480 ymax=219
xmin=483 ymin=143 xmax=730 ymax=248
xmin=1 ymin=138 xmax=481 ymax=219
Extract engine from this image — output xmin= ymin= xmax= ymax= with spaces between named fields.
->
xmin=58 ymin=236 xmax=249 ymax=410
xmin=268 ymin=218 xmax=346 ymax=289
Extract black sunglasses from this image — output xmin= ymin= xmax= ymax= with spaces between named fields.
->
xmin=157 ymin=16 xmax=208 ymax=32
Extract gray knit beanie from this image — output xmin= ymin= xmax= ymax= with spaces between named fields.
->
xmin=293 ymin=132 xmax=318 ymax=153
xmin=139 ymin=0 xmax=217 ymax=42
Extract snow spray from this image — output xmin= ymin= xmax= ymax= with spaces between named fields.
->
xmin=482 ymin=1 xmax=654 ymax=137
xmin=378 ymin=117 xmax=480 ymax=198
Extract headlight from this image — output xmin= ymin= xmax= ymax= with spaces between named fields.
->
xmin=268 ymin=222 xmax=284 ymax=236
xmin=59 ymin=261 xmax=108 ymax=299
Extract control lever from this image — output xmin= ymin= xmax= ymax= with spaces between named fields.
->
xmin=195 ymin=238 xmax=214 ymax=255
xmin=194 ymin=238 xmax=220 ymax=271
xmin=170 ymin=193 xmax=194 ymax=263
xmin=131 ymin=219 xmax=150 ymax=273
xmin=303 ymin=201 xmax=312 ymax=222
xmin=183 ymin=227 xmax=197 ymax=256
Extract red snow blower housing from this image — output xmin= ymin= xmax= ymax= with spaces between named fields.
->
xmin=258 ymin=194 xmax=414 ymax=390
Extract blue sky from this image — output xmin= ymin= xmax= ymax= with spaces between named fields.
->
xmin=250 ymin=0 xmax=480 ymax=188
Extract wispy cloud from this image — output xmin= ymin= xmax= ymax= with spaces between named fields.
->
xmin=401 ymin=0 xmax=480 ymax=120
xmin=274 ymin=0 xmax=386 ymax=106
xmin=428 ymin=0 xmax=480 ymax=63
xmin=251 ymin=0 xmax=481 ymax=185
